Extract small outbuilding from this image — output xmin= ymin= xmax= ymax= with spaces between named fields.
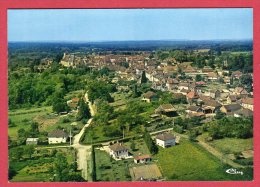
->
xmin=26 ymin=138 xmax=39 ymax=145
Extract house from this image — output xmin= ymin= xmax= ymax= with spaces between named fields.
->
xmin=227 ymin=95 xmax=239 ymax=104
xmin=142 ymin=91 xmax=158 ymax=103
xmin=178 ymin=82 xmax=190 ymax=90
xmin=156 ymin=133 xmax=176 ymax=148
xmin=109 ymin=143 xmax=129 ymax=159
xmin=200 ymin=98 xmax=222 ymax=114
xmin=155 ymin=104 xmax=177 ymax=117
xmin=220 ymin=104 xmax=241 ymax=114
xmin=134 ymin=155 xmax=152 ymax=164
xmin=232 ymin=70 xmax=243 ymax=79
xmin=186 ymin=105 xmax=203 ymax=114
xmin=209 ymin=90 xmax=221 ymax=99
xmin=234 ymin=108 xmax=253 ymax=118
xmin=207 ymin=72 xmax=218 ymax=81
xmin=233 ymin=87 xmax=248 ymax=96
xmin=240 ymin=98 xmax=254 ymax=111
xmin=48 ymin=130 xmax=68 ymax=144
xmin=186 ymin=90 xmax=199 ymax=104
xmin=26 ymin=138 xmax=39 ymax=145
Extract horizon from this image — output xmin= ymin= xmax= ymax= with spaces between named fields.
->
xmin=8 ymin=9 xmax=253 ymax=42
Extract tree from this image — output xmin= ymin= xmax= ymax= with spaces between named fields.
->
xmin=195 ymin=75 xmax=203 ymax=82
xmin=215 ymin=110 xmax=225 ymax=120
xmin=52 ymin=99 xmax=68 ymax=114
xmin=77 ymin=98 xmax=91 ymax=121
xmin=130 ymin=140 xmax=136 ymax=151
xmin=143 ymin=131 xmax=158 ymax=154
xmin=141 ymin=71 xmax=148 ymax=84
xmin=53 ymin=153 xmax=70 ymax=181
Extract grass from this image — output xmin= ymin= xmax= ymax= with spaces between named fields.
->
xmin=10 ymin=147 xmax=77 ymax=182
xmin=154 ymin=139 xmax=253 ymax=181
xmin=9 ymin=105 xmax=84 ymax=140
xmin=124 ymin=138 xmax=150 ymax=157
xmin=95 ymin=149 xmax=132 ymax=181
xmin=8 ymin=106 xmax=52 ymax=139
xmin=209 ymin=138 xmax=253 ymax=155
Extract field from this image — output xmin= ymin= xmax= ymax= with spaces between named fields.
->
xmin=8 ymin=106 xmax=52 ymax=139
xmin=8 ymin=106 xmax=84 ymax=140
xmin=209 ymin=138 xmax=253 ymax=155
xmin=10 ymin=147 xmax=77 ymax=182
xmin=94 ymin=149 xmax=132 ymax=181
xmin=154 ymin=139 xmax=253 ymax=181
xmin=129 ymin=164 xmax=162 ymax=181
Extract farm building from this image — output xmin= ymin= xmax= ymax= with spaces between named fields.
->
xmin=109 ymin=143 xmax=129 ymax=159
xmin=26 ymin=138 xmax=39 ymax=145
xmin=155 ymin=104 xmax=177 ymax=117
xmin=142 ymin=91 xmax=158 ymax=103
xmin=48 ymin=130 xmax=68 ymax=144
xmin=156 ymin=133 xmax=176 ymax=148
xmin=134 ymin=155 xmax=152 ymax=164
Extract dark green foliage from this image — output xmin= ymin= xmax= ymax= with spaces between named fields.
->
xmin=141 ymin=71 xmax=148 ymax=84
xmin=91 ymin=146 xmax=97 ymax=181
xmin=87 ymin=80 xmax=115 ymax=103
xmin=52 ymin=99 xmax=68 ymax=114
xmin=77 ymin=98 xmax=91 ymax=121
xmin=143 ymin=131 xmax=158 ymax=154
xmin=208 ymin=117 xmax=253 ymax=139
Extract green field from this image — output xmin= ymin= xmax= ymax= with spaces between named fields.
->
xmin=9 ymin=106 xmax=84 ymax=140
xmin=154 ymin=139 xmax=253 ymax=181
xmin=8 ymin=106 xmax=52 ymax=139
xmin=209 ymin=138 xmax=253 ymax=154
xmin=95 ymin=149 xmax=132 ymax=181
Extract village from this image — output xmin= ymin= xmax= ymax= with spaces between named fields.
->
xmin=8 ymin=47 xmax=253 ymax=182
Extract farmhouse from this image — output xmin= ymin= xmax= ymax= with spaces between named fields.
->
xmin=142 ymin=91 xmax=158 ymax=103
xmin=109 ymin=143 xmax=129 ymax=159
xmin=48 ymin=130 xmax=68 ymax=144
xmin=234 ymin=108 xmax=253 ymax=118
xmin=26 ymin=138 xmax=39 ymax=145
xmin=134 ymin=155 xmax=152 ymax=164
xmin=155 ymin=104 xmax=177 ymax=117
xmin=220 ymin=104 xmax=241 ymax=114
xmin=156 ymin=133 xmax=176 ymax=148
xmin=240 ymin=98 xmax=253 ymax=111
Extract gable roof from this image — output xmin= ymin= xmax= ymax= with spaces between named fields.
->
xmin=223 ymin=104 xmax=241 ymax=112
xmin=186 ymin=91 xmax=199 ymax=99
xmin=48 ymin=130 xmax=68 ymax=138
xmin=143 ymin=91 xmax=157 ymax=99
xmin=157 ymin=104 xmax=176 ymax=112
xmin=241 ymin=98 xmax=253 ymax=105
xmin=134 ymin=154 xmax=151 ymax=160
xmin=109 ymin=143 xmax=128 ymax=152
xmin=203 ymin=99 xmax=222 ymax=108
xmin=234 ymin=108 xmax=253 ymax=117
xmin=156 ymin=133 xmax=175 ymax=141
xmin=187 ymin=105 xmax=201 ymax=112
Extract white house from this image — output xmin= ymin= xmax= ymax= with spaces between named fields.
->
xmin=156 ymin=133 xmax=176 ymax=148
xmin=109 ymin=143 xmax=129 ymax=159
xmin=48 ymin=130 xmax=68 ymax=144
xmin=26 ymin=138 xmax=39 ymax=145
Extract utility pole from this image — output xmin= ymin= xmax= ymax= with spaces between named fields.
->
xmin=69 ymin=128 xmax=72 ymax=146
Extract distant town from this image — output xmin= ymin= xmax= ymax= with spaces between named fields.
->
xmin=8 ymin=40 xmax=253 ymax=182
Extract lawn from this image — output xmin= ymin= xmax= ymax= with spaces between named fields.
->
xmin=124 ymin=138 xmax=150 ymax=157
xmin=209 ymin=138 xmax=253 ymax=154
xmin=154 ymin=139 xmax=253 ymax=181
xmin=95 ymin=149 xmax=132 ymax=181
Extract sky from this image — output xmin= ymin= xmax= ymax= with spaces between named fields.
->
xmin=8 ymin=8 xmax=253 ymax=42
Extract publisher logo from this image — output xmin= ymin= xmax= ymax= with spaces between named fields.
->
xmin=226 ymin=168 xmax=243 ymax=175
